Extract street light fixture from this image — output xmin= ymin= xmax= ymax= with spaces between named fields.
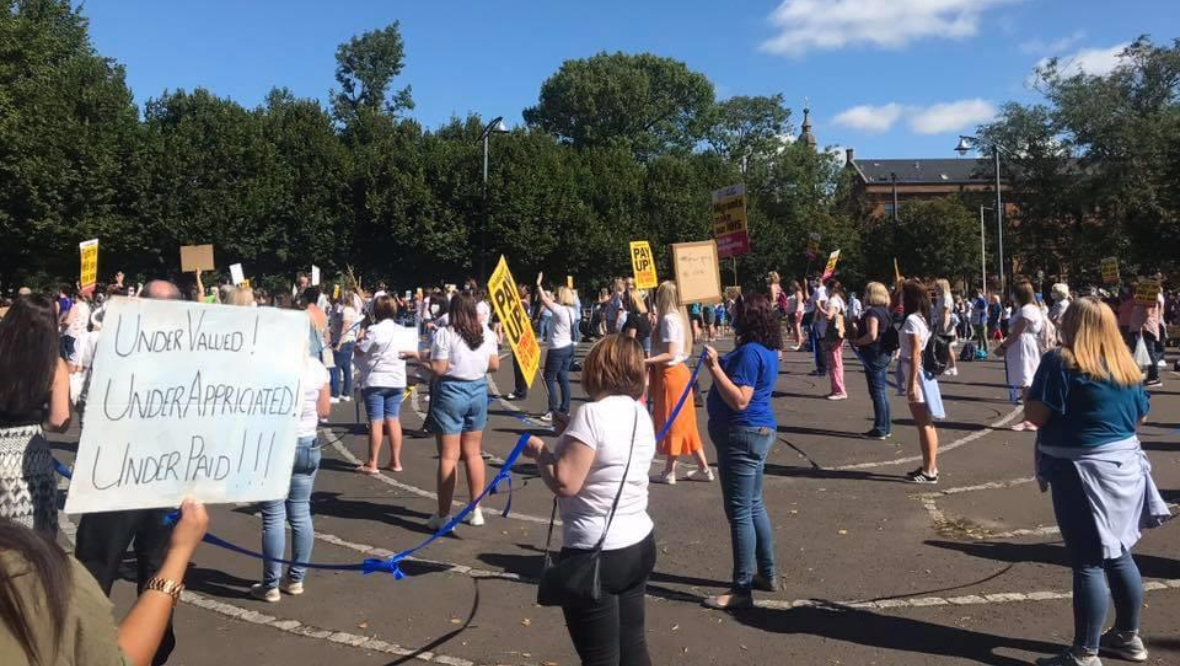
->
xmin=479 ymin=116 xmax=510 ymax=281
xmin=955 ymin=135 xmax=1008 ymax=296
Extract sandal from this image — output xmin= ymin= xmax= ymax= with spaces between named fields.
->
xmin=355 ymin=465 xmax=381 ymax=476
xmin=704 ymin=591 xmax=754 ymax=610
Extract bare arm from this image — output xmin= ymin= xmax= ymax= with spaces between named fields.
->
xmin=45 ymin=358 xmax=71 ymax=432
xmin=1024 ymin=399 xmax=1051 ymax=428
xmin=907 ymin=333 xmax=922 ymax=396
xmin=316 ymin=384 xmax=331 ymax=418
xmin=852 ymin=316 xmax=879 ymax=347
xmin=525 ymin=436 xmax=595 ymax=498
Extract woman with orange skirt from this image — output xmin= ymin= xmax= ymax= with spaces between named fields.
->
xmin=646 ymin=281 xmax=714 ymax=485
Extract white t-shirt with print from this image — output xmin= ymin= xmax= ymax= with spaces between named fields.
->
xmin=298 ymin=357 xmax=330 ymax=438
xmin=658 ymin=313 xmax=688 ymax=366
xmin=557 ymin=395 xmax=656 ymax=551
xmin=900 ymin=313 xmax=931 ymax=362
xmin=431 ymin=326 xmax=498 ymax=381
xmin=356 ymin=319 xmax=413 ymax=389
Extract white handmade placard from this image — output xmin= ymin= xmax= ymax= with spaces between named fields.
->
xmin=65 ymin=297 xmax=310 ymax=513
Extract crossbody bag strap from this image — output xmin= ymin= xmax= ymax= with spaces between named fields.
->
xmin=591 ymin=405 xmax=639 ymax=552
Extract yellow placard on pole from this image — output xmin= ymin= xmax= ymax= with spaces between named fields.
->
xmin=79 ymin=239 xmax=99 ymax=294
xmin=630 ymin=241 xmax=658 ymax=290
xmin=893 ymin=257 xmax=902 ymax=283
xmin=488 ymin=256 xmax=540 ymax=388
xmin=1135 ymin=280 xmax=1161 ymax=307
xmin=1100 ymin=257 xmax=1120 ymax=285
xmin=821 ymin=249 xmax=841 ymax=281
xmin=566 ymin=275 xmax=574 ymax=290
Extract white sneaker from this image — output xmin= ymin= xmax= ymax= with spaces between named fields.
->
xmin=341 ymin=395 xmax=352 ymax=402
xmin=687 ymin=468 xmax=714 ymax=482
xmin=466 ymin=506 xmax=485 ymax=526
xmin=330 ymin=397 xmax=341 ymax=404
xmin=1157 ymin=359 xmax=1167 ymax=369
xmin=427 ymin=513 xmax=452 ymax=531
xmin=279 ymin=577 xmax=304 ymax=596
xmin=650 ymin=470 xmax=677 ymax=485
xmin=249 ymin=584 xmax=280 ymax=603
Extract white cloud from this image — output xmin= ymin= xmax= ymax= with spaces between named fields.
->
xmin=1019 ymin=30 xmax=1086 ymax=55
xmin=832 ymin=103 xmax=904 ymax=134
xmin=1034 ymin=43 xmax=1129 ymax=79
xmin=909 ymin=99 xmax=998 ymax=135
xmin=760 ymin=0 xmax=1020 ymax=56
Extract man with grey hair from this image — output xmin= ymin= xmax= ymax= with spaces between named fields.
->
xmin=74 ymin=279 xmax=182 ymax=665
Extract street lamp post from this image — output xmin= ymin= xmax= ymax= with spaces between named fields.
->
xmin=979 ymin=205 xmax=994 ymax=296
xmin=956 ymin=135 xmax=1006 ymax=296
xmin=479 ymin=116 xmax=510 ymax=281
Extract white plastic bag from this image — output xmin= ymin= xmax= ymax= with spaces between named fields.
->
xmin=1133 ymin=335 xmax=1151 ymax=368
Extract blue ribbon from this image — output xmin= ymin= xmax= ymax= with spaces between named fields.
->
xmin=52 ymin=457 xmax=74 ymax=479
xmin=653 ymin=354 xmax=707 ymax=443
xmin=160 ymin=433 xmax=531 ymax=578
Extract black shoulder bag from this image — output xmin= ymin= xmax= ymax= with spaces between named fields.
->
xmin=536 ymin=407 xmax=639 ymax=607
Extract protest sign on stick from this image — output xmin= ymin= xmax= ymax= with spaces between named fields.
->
xmin=311 ymin=265 xmax=321 ymax=286
xmin=712 ymin=184 xmax=749 ymax=259
xmin=1135 ymin=279 xmax=1161 ymax=307
xmin=1101 ymin=257 xmax=1120 ymax=285
xmin=671 ymin=241 xmax=722 ymax=305
xmin=64 ymin=298 xmax=310 ymax=513
xmin=488 ymin=256 xmax=540 ymax=388
xmin=630 ymin=241 xmax=659 ymax=290
xmin=821 ymin=250 xmax=841 ymax=281
xmin=180 ymin=245 xmax=215 ymax=273
xmin=79 ymin=239 xmax=99 ymax=295
xmin=230 ymin=263 xmax=245 ymax=286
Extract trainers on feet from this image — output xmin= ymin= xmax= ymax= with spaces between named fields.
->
xmin=862 ymin=430 xmax=890 ymax=440
xmin=467 ymin=506 xmax=485 ymax=527
xmin=1144 ymin=379 xmax=1162 ymax=388
xmin=341 ymin=395 xmax=352 ymax=402
xmin=686 ymin=468 xmax=714 ymax=482
xmin=329 ymin=397 xmax=341 ymax=404
xmin=504 ymin=392 xmax=524 ymax=400
xmin=279 ymin=577 xmax=304 ymax=596
xmin=427 ymin=513 xmax=453 ymax=531
xmin=1035 ymin=649 xmax=1101 ymax=666
xmin=538 ymin=412 xmax=554 ymax=423
xmin=907 ymin=469 xmax=939 ymax=484
xmin=1100 ymin=629 xmax=1148 ymax=662
xmin=249 ymin=584 xmax=280 ymax=603
xmin=650 ymin=470 xmax=677 ymax=485
xmin=826 ymin=393 xmax=848 ymax=401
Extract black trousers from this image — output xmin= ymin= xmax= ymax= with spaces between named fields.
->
xmin=512 ymin=354 xmax=529 ymax=397
xmin=75 ymin=508 xmax=176 ymax=665
xmin=560 ymin=531 xmax=656 ymax=666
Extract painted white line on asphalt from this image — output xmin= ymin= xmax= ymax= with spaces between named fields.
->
xmin=917 ymin=476 xmax=1037 ymax=497
xmin=832 ymin=405 xmax=1024 ymax=471
xmin=323 ymin=429 xmax=554 ymax=526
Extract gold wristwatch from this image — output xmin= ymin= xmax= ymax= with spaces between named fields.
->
xmin=144 ymin=578 xmax=185 ymax=606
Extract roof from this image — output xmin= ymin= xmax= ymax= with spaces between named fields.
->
xmin=850 ymin=158 xmax=993 ymax=185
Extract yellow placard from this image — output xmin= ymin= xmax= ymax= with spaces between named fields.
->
xmin=821 ymin=249 xmax=841 ymax=281
xmin=893 ymin=257 xmax=902 ymax=283
xmin=566 ymin=275 xmax=574 ymax=290
xmin=712 ymin=184 xmax=750 ymax=259
xmin=1101 ymin=257 xmax=1120 ymax=285
xmin=240 ymin=278 xmax=251 ymax=289
xmin=1135 ymin=280 xmax=1161 ymax=307
xmin=630 ymin=241 xmax=658 ymax=290
xmin=79 ymin=239 xmax=99 ymax=294
xmin=488 ymin=256 xmax=540 ymax=388
xmin=333 ymin=284 xmax=341 ymax=300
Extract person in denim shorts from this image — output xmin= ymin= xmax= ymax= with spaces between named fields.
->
xmin=355 ymin=294 xmax=416 ymax=474
xmin=416 ymin=292 xmax=500 ymax=530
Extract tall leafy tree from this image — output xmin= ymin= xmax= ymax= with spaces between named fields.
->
xmin=331 ymin=21 xmax=414 ymax=122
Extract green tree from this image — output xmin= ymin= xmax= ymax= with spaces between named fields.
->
xmin=523 ymin=52 xmax=714 ymax=159
xmin=331 ymin=21 xmax=413 ymax=122
xmin=864 ymin=197 xmax=979 ymax=283
xmin=706 ymin=94 xmax=792 ymax=167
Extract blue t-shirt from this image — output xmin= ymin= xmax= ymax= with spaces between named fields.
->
xmin=1028 ymin=349 xmax=1149 ymax=448
xmin=707 ymin=342 xmax=778 ymax=429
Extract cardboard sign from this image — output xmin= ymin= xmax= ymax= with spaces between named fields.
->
xmin=230 ymin=263 xmax=245 ymax=287
xmin=1101 ymin=257 xmax=1120 ymax=285
xmin=79 ymin=239 xmax=99 ymax=294
xmin=180 ymin=244 xmax=215 ymax=273
xmin=1135 ymin=280 xmax=1161 ymax=307
xmin=671 ymin=241 xmax=722 ymax=305
xmin=311 ymin=265 xmax=321 ymax=286
xmin=64 ymin=298 xmax=310 ymax=513
xmin=712 ymin=184 xmax=750 ymax=259
xmin=805 ymin=232 xmax=821 ymax=260
xmin=821 ymin=250 xmax=841 ymax=281
xmin=630 ymin=241 xmax=659 ymax=290
xmin=488 ymin=256 xmax=540 ymax=388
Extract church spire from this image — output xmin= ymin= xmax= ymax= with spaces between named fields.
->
xmin=799 ymin=99 xmax=817 ymax=149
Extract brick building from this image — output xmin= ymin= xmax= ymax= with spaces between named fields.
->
xmin=844 ymin=150 xmax=1015 ymax=219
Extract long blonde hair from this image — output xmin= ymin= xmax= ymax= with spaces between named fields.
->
xmin=654 ymin=281 xmax=693 ymax=350
xmin=1059 ymin=297 xmax=1141 ymax=386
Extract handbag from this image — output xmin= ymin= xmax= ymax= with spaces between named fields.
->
xmin=536 ymin=407 xmax=639 ymax=607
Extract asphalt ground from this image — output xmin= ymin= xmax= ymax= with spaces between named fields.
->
xmin=50 ymin=333 xmax=1180 ymax=666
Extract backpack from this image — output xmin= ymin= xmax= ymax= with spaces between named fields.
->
xmin=922 ymin=330 xmax=951 ymax=377
xmin=959 ymin=341 xmax=977 ymax=361
xmin=879 ymin=321 xmax=901 ymax=355
xmin=1038 ymin=314 xmax=1058 ymax=354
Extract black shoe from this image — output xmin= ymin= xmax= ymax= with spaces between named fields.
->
xmin=1144 ymin=379 xmax=1162 ymax=388
xmin=862 ymin=430 xmax=889 ymax=440
xmin=752 ymin=573 xmax=780 ymax=592
xmin=504 ymin=392 xmax=526 ymax=400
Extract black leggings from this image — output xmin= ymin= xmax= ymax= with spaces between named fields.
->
xmin=560 ymin=531 xmax=656 ymax=666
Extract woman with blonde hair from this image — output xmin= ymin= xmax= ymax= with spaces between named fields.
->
xmin=226 ymin=287 xmax=255 ymax=307
xmin=536 ymin=273 xmax=579 ymax=422
xmin=1024 ymin=297 xmax=1170 ymax=666
xmin=850 ymin=282 xmax=894 ymax=439
xmin=933 ymin=279 xmax=958 ymax=377
xmin=645 ymin=281 xmax=712 ymax=484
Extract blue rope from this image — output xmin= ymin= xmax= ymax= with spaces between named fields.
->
xmin=653 ymin=354 xmax=707 ymax=443
xmin=53 ymin=457 xmax=74 ymax=479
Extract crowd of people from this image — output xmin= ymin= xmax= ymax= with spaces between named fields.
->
xmin=0 ymin=265 xmax=1173 ymax=666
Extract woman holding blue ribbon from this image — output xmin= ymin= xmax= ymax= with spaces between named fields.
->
xmin=524 ymin=334 xmax=657 ymax=666
xmin=700 ymin=293 xmax=780 ymax=610
xmin=1023 ymin=297 xmax=1170 ymax=666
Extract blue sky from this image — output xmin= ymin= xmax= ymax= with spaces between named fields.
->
xmin=83 ymin=0 xmax=1178 ymax=159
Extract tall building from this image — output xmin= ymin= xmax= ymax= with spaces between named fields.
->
xmin=843 ymin=150 xmax=1011 ymax=219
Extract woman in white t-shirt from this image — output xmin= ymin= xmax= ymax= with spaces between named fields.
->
xmin=419 ymin=292 xmax=500 ymax=529
xmin=354 ymin=295 xmax=416 ymax=474
xmin=251 ymin=336 xmax=331 ymax=602
xmin=899 ymin=280 xmax=943 ymax=484
xmin=644 ymin=281 xmax=712 ymax=485
xmin=536 ymin=273 xmax=579 ymax=422
xmin=819 ymin=279 xmax=848 ymax=400
xmin=523 ymin=334 xmax=657 ymax=665
xmin=329 ymin=290 xmax=359 ymax=404
xmin=933 ymin=279 xmax=959 ymax=377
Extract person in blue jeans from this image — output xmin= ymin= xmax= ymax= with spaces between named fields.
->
xmin=252 ymin=354 xmax=331 ymax=602
xmin=329 ymin=291 xmax=359 ymax=402
xmin=536 ymin=274 xmax=579 ymax=422
xmin=1023 ymin=297 xmax=1171 ymax=666
xmin=851 ymin=282 xmax=894 ymax=439
xmin=701 ymin=292 xmax=780 ymax=610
